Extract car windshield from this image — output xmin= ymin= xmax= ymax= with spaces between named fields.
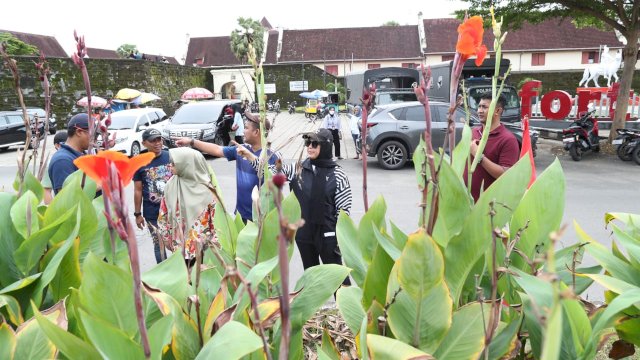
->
xmin=467 ymin=87 xmax=519 ymax=110
xmin=108 ymin=114 xmax=137 ymax=130
xmin=27 ymin=109 xmax=47 ymax=117
xmin=376 ymin=92 xmax=418 ymax=105
xmin=172 ymin=103 xmax=225 ymax=124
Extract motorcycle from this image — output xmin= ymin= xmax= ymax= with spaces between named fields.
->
xmin=273 ymin=99 xmax=281 ymax=113
xmin=562 ymin=110 xmax=599 ymax=161
xmin=613 ymin=128 xmax=640 ymax=163
xmin=288 ymin=101 xmax=297 ymax=114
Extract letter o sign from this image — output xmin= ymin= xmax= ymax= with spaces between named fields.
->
xmin=541 ymin=90 xmax=572 ymax=120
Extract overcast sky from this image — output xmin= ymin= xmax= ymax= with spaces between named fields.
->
xmin=4 ymin=0 xmax=467 ymax=62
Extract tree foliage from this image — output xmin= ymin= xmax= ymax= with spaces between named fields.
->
xmin=0 ymin=32 xmax=38 ymax=56
xmin=458 ymin=0 xmax=640 ymax=142
xmin=229 ymin=17 xmax=265 ymax=63
xmin=382 ymin=21 xmax=400 ymax=26
xmin=116 ymin=44 xmax=138 ymax=58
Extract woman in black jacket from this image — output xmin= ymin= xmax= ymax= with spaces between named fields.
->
xmin=237 ymin=129 xmax=352 ymax=281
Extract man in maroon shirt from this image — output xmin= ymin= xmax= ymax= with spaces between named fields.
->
xmin=466 ymin=93 xmax=520 ymax=202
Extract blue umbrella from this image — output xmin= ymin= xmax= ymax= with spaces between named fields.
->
xmin=299 ymin=89 xmax=329 ymax=99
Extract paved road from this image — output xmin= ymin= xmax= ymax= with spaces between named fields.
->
xmin=1 ymin=113 xmax=638 ymax=300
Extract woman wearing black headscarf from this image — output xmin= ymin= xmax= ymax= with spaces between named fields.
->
xmin=237 ymin=129 xmax=352 ymax=281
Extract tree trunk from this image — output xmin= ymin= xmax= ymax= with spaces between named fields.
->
xmin=609 ymin=31 xmax=640 ymax=143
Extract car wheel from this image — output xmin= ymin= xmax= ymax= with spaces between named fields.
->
xmin=377 ymin=140 xmax=407 ymax=170
xmin=131 ymin=142 xmax=141 ymax=156
xmin=49 ymin=127 xmax=56 ymax=135
xmin=617 ymin=142 xmax=632 ymax=161
xmin=213 ymin=135 xmax=224 ymax=146
xmin=569 ymin=144 xmax=582 ymax=161
xmin=631 ymin=144 xmax=640 ymax=165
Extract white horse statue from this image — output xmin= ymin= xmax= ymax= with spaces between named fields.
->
xmin=579 ymin=47 xmax=622 ymax=88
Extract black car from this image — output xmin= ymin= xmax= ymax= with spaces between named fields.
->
xmin=0 ymin=111 xmax=46 ymax=151
xmin=162 ymin=99 xmax=241 ymax=148
xmin=13 ymin=107 xmax=57 ymax=134
xmin=360 ymin=101 xmax=538 ymax=170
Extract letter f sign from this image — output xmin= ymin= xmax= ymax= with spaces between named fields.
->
xmin=519 ymin=80 xmax=542 ymax=120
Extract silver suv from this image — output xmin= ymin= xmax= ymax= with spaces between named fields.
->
xmin=362 ymin=101 xmax=537 ymax=170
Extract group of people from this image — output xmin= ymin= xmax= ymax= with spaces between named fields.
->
xmin=44 ymin=92 xmax=516 ymax=277
xmin=128 ymin=51 xmax=170 ymax=63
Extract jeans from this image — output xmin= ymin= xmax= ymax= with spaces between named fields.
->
xmin=351 ymin=133 xmax=361 ymax=155
xmin=146 ymin=219 xmax=166 ymax=263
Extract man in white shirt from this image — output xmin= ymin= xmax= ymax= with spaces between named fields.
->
xmin=320 ymin=107 xmax=343 ymax=160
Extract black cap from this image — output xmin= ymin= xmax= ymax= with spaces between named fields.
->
xmin=302 ymin=128 xmax=333 ymax=143
xmin=53 ymin=131 xmax=68 ymax=145
xmin=67 ymin=113 xmax=90 ymax=130
xmin=142 ymin=128 xmax=162 ymax=141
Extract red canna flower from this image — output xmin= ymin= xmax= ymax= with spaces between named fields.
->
xmin=456 ymin=16 xmax=487 ymax=66
xmin=74 ymin=150 xmax=154 ymax=191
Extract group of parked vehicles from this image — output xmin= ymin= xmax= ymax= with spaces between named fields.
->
xmin=4 ymin=61 xmax=637 ymax=168
xmin=0 ymin=107 xmax=54 ymax=151
xmin=613 ymin=127 xmax=640 ymax=164
xmin=345 ymin=61 xmax=537 ymax=170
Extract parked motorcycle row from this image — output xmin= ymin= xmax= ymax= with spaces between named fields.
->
xmin=561 ymin=109 xmax=640 ymax=164
xmin=613 ymin=128 xmax=640 ymax=164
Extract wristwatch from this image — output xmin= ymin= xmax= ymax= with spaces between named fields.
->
xmin=190 ymin=138 xmax=195 ymax=147
xmin=134 ymin=212 xmax=142 ymax=217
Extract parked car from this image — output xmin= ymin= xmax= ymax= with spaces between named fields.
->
xmin=104 ymin=108 xmax=168 ymax=156
xmin=360 ymin=101 xmax=538 ymax=170
xmin=162 ymin=99 xmax=241 ymax=148
xmin=0 ymin=111 xmax=46 ymax=151
xmin=13 ymin=107 xmax=57 ymax=134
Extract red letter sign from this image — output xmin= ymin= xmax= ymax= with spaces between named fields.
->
xmin=541 ymin=90 xmax=572 ymax=120
xmin=519 ymin=80 xmax=541 ymax=120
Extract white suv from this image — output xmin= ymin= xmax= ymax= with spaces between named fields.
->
xmin=106 ymin=108 xmax=168 ymax=155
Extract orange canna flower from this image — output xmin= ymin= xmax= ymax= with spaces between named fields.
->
xmin=456 ymin=15 xmax=488 ymax=66
xmin=74 ymin=150 xmax=155 ymax=190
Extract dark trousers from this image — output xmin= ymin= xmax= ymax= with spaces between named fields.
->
xmin=146 ymin=219 xmax=166 ymax=264
xmin=329 ymin=128 xmax=341 ymax=157
xmin=234 ymin=135 xmax=243 ymax=144
xmin=296 ymin=226 xmax=350 ymax=286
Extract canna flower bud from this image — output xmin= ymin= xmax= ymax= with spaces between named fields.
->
xmin=272 ymin=173 xmax=286 ymax=188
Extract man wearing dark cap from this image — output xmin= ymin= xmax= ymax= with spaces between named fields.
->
xmin=48 ymin=114 xmax=92 ymax=194
xmin=42 ymin=131 xmax=68 ymax=204
xmin=133 ymin=128 xmax=172 ymax=263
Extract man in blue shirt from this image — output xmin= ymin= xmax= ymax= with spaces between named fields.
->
xmin=48 ymin=114 xmax=92 ymax=194
xmin=172 ymin=114 xmax=280 ymax=223
xmin=133 ymin=128 xmax=172 ymax=263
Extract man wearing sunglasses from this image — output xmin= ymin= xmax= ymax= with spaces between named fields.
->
xmin=172 ymin=112 xmax=280 ymax=223
xmin=48 ymin=113 xmax=93 ymax=194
